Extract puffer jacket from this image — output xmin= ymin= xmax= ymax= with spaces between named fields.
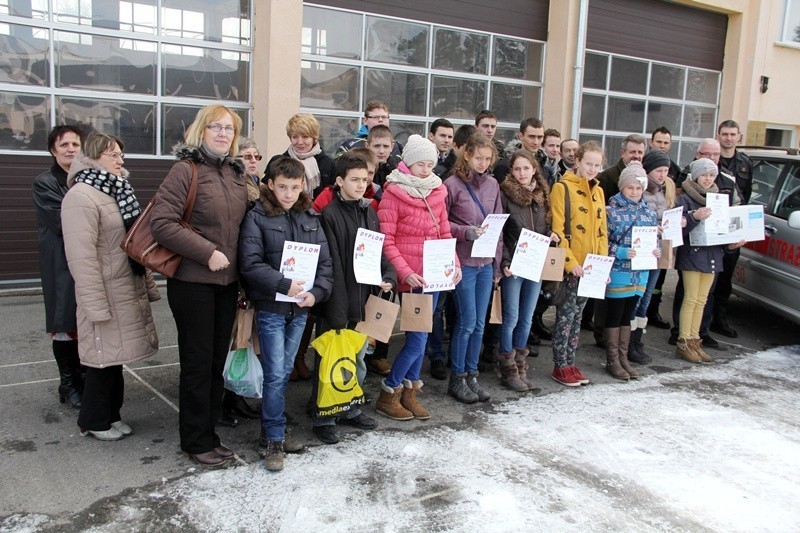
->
xmin=550 ymin=171 xmax=609 ymax=274
xmin=238 ymin=185 xmax=333 ymax=315
xmin=605 ymin=193 xmax=659 ymax=298
xmin=444 ymin=170 xmax=503 ymax=277
xmin=378 ymin=180 xmax=455 ymax=293
xmin=61 ymin=155 xmax=159 ymax=368
xmin=499 ymin=176 xmax=551 ymax=271
xmin=150 ymin=145 xmax=249 ymax=286
xmin=674 ymin=191 xmax=728 ymax=274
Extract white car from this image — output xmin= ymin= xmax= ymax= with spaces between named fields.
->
xmin=733 ymin=150 xmax=800 ymax=324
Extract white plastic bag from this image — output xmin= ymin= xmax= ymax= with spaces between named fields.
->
xmin=222 ymin=343 xmax=263 ymax=398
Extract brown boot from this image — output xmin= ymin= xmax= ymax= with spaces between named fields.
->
xmin=689 ymin=337 xmax=712 ymax=362
xmin=514 ymin=348 xmax=534 ymax=390
xmin=401 ymin=379 xmax=431 ymax=420
xmin=603 ymin=328 xmax=629 ymax=380
xmin=618 ymin=326 xmax=639 ymax=379
xmin=498 ymin=351 xmax=528 ymax=392
xmin=375 ymin=379 xmax=414 ymax=420
xmin=676 ymin=337 xmax=702 ymax=363
xmin=293 ymin=351 xmax=311 ymax=380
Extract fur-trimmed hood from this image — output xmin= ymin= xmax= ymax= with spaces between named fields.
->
xmin=259 ymin=182 xmax=313 ymax=217
xmin=173 ymin=143 xmax=246 ymax=175
xmin=67 ymin=152 xmax=129 ymax=187
xmin=500 ymin=172 xmax=550 ymax=210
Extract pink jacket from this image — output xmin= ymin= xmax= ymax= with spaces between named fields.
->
xmin=378 ymin=182 xmax=456 ymax=293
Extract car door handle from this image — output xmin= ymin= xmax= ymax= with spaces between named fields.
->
xmin=764 ymin=224 xmax=777 ymax=236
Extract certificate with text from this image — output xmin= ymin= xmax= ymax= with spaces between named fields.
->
xmin=577 ymin=254 xmax=614 ymax=299
xmin=705 ymin=193 xmax=730 ymax=234
xmin=508 ymin=229 xmax=551 ymax=282
xmin=275 ymin=241 xmax=320 ymax=303
xmin=353 ymin=228 xmax=385 ymax=286
xmin=661 ymin=206 xmax=684 ymax=247
xmin=630 ymin=226 xmax=658 ymax=271
xmin=471 ymin=213 xmax=510 ymax=258
xmin=423 ymin=238 xmax=457 ymax=293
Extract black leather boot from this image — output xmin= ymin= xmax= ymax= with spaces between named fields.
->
xmin=627 ymin=328 xmax=652 ymax=363
xmin=646 ymin=293 xmax=670 ymax=329
xmin=710 ymin=305 xmax=737 ymax=338
xmin=53 ymin=340 xmax=82 ymax=408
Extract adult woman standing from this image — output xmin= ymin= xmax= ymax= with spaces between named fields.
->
xmin=151 ymin=105 xmax=249 ymax=467
xmin=32 ymin=125 xmax=84 ymax=408
xmin=267 ymin=113 xmax=335 ymax=199
xmin=62 ymin=132 xmax=159 ymax=440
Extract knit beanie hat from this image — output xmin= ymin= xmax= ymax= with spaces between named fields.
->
xmin=642 ymin=150 xmax=671 ymax=174
xmin=402 ymin=134 xmax=438 ymax=167
xmin=618 ymin=161 xmax=647 ymax=190
xmin=689 ymin=158 xmax=719 ymax=181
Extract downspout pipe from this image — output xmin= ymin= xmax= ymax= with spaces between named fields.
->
xmin=571 ymin=0 xmax=590 ymax=138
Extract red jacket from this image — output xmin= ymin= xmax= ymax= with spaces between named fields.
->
xmin=313 ymin=184 xmax=379 ymax=212
xmin=378 ymin=182 xmax=457 ymax=292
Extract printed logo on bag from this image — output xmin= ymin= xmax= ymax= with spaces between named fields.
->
xmin=375 ymin=312 xmax=382 ymax=319
xmin=329 ymin=357 xmax=358 ymax=393
xmin=414 ymin=307 xmax=421 ymax=314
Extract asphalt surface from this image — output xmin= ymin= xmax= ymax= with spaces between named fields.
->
xmin=0 ymin=270 xmax=798 ymax=531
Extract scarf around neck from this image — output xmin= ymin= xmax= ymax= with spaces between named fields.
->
xmin=287 ymin=143 xmax=322 ymax=196
xmin=681 ymin=178 xmax=719 ymax=206
xmin=386 ymin=165 xmax=442 ymax=199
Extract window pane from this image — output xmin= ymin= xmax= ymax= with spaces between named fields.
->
xmin=679 ymin=141 xmax=699 ymax=167
xmin=490 ymin=82 xmax=540 ymax=123
xmin=162 ymin=46 xmax=249 ymax=101
xmin=431 ymin=76 xmax=486 ymax=119
xmin=604 ymin=136 xmax=625 ymax=166
xmin=580 ymin=94 xmax=605 ymax=130
xmin=365 ymin=16 xmax=428 ymax=67
xmin=650 ymin=64 xmax=685 ymax=99
xmin=55 ymin=31 xmax=156 ymax=94
xmin=493 ymin=37 xmax=542 ymax=81
xmin=57 ymin=97 xmax=156 ymax=155
xmin=302 ymin=5 xmax=361 ymax=59
xmin=161 ymin=0 xmax=251 ymax=45
xmin=583 ymin=53 xmax=608 ymax=90
xmin=2 ymin=0 xmax=48 ymax=19
xmin=390 ymin=121 xmax=426 ymax=147
xmin=0 ymin=24 xmax=49 ymax=86
xmin=300 ymin=61 xmax=359 ymax=111
xmin=609 ymin=57 xmax=647 ymax=95
xmin=646 ymin=102 xmax=682 ymax=133
xmin=774 ymin=167 xmax=800 ymax=218
xmin=162 ymin=104 xmax=247 ymax=155
xmin=433 ymin=28 xmax=487 ymax=75
xmin=607 ymin=97 xmax=645 ymax=132
xmin=782 ymin=0 xmax=800 ymax=43
xmin=315 ymin=115 xmax=359 ymax=155
xmin=0 ymin=92 xmax=49 ymax=150
xmin=682 ymin=105 xmax=715 ymax=138
xmin=364 ymin=68 xmax=426 ymax=116
xmin=53 ymin=0 xmax=93 ymax=26
xmin=53 ymin=0 xmax=159 ymax=32
xmin=685 ymin=69 xmax=719 ymax=104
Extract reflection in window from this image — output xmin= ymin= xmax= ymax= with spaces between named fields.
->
xmin=781 ymin=0 xmax=800 ymax=43
xmin=490 ymin=83 xmax=539 ymax=123
xmin=0 ymin=92 xmax=49 ymax=150
xmin=57 ymin=96 xmax=156 ymax=154
xmin=302 ymin=5 xmax=361 ymax=59
xmin=162 ymin=103 xmax=247 ymax=155
xmin=222 ymin=17 xmax=251 ymax=47
xmin=609 ymin=57 xmax=647 ymax=95
xmin=650 ymin=64 xmax=685 ymax=99
xmin=365 ymin=68 xmax=426 ymax=116
xmin=119 ymin=1 xmax=157 ymax=35
xmin=493 ymin=37 xmax=542 ymax=81
xmin=431 ymin=76 xmax=486 ymax=119
xmin=685 ymin=69 xmax=719 ymax=104
xmin=301 ymin=61 xmax=359 ymax=111
xmin=162 ymin=47 xmax=249 ymax=101
xmin=388 ymin=121 xmax=426 ymax=147
xmin=433 ymin=28 xmax=487 ymax=74
xmin=0 ymin=24 xmax=49 ymax=86
xmin=162 ymin=0 xmax=250 ymax=43
xmin=607 ymin=97 xmax=645 ymax=132
xmin=162 ymin=7 xmax=204 ymax=40
xmin=646 ymin=102 xmax=682 ymax=133
xmin=1 ymin=0 xmax=48 ymax=18
xmin=53 ymin=0 xmax=92 ymax=26
xmin=365 ymin=16 xmax=428 ymax=67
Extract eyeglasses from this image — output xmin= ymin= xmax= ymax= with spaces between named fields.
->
xmin=207 ymin=123 xmax=236 ymax=135
xmin=366 ymin=114 xmax=389 ymax=120
xmin=102 ymin=151 xmax=125 ymax=160
xmin=697 ymin=151 xmax=720 ymax=158
xmin=240 ymin=154 xmax=262 ymax=161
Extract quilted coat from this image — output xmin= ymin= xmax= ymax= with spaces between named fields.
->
xmin=61 ymin=154 xmax=159 ymax=368
xmin=605 ymin=193 xmax=659 ymax=298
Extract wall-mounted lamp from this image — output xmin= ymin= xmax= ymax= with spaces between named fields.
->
xmin=760 ymin=75 xmax=769 ymax=94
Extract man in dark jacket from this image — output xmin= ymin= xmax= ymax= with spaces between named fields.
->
xmin=649 ymin=126 xmax=683 ymax=182
xmin=597 ymin=133 xmax=646 ymax=201
xmin=429 ymin=118 xmax=456 ymax=178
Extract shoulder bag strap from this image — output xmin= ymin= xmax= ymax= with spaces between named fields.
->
xmin=559 ymin=181 xmax=571 ymax=242
xmin=421 ymin=197 xmax=442 ymax=238
xmin=463 ymin=182 xmax=488 ymax=219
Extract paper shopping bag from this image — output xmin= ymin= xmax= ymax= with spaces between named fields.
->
xmin=232 ymin=307 xmax=255 ymax=350
xmin=657 ymin=239 xmax=674 ymax=269
xmin=541 ymin=247 xmax=566 ymax=281
xmin=399 ymin=292 xmax=433 ymax=333
xmin=489 ymin=285 xmax=502 ymax=324
xmin=355 ymin=293 xmax=399 ymax=343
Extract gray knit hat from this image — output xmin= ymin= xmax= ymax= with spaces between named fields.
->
xmin=402 ymin=134 xmax=438 ymax=167
xmin=618 ymin=161 xmax=647 ymax=190
xmin=688 ymin=158 xmax=719 ymax=181
xmin=642 ymin=150 xmax=671 ymax=174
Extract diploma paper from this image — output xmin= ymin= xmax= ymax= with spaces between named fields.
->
xmin=275 ymin=241 xmax=320 ymax=303
xmin=423 ymin=238 xmax=457 ymax=293
xmin=353 ymin=228 xmax=385 ymax=286
xmin=577 ymin=254 xmax=614 ymax=299
xmin=705 ymin=193 xmax=730 ymax=234
xmin=661 ymin=206 xmax=684 ymax=247
xmin=471 ymin=214 xmax=510 ymax=258
xmin=630 ymin=226 xmax=658 ymax=271
xmin=508 ymin=229 xmax=551 ymax=282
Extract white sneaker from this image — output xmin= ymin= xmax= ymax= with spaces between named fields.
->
xmin=111 ymin=420 xmax=134 ymax=436
xmin=80 ymin=427 xmax=124 ymax=441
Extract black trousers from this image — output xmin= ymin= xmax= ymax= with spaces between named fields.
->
xmin=77 ymin=365 xmax=123 ymax=431
xmin=713 ymin=248 xmax=739 ymax=310
xmin=605 ymin=296 xmax=639 ymax=328
xmin=168 ymin=278 xmax=238 ymax=454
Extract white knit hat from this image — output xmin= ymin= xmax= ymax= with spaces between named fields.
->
xmin=401 ymin=134 xmax=438 ymax=167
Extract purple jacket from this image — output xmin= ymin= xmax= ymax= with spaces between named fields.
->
xmin=444 ymin=171 xmax=503 ymax=277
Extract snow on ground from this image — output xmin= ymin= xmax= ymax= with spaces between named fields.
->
xmin=11 ymin=347 xmax=800 ymax=532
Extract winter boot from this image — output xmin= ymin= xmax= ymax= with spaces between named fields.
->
xmin=466 ymin=372 xmax=491 ymax=402
xmin=53 ymin=340 xmax=82 ymax=408
xmin=676 ymin=337 xmax=702 ymax=363
xmin=618 ymin=326 xmax=639 ymax=379
xmin=497 ymin=351 xmax=528 ymax=392
xmin=627 ymin=317 xmax=652 ymax=363
xmin=646 ymin=291 xmax=670 ymax=329
xmin=514 ymin=348 xmax=535 ymax=390
xmin=603 ymin=328 xmax=629 ymax=380
xmin=401 ymin=379 xmax=431 ymax=419
xmin=448 ymin=373 xmax=479 ymax=404
xmin=689 ymin=337 xmax=712 ymax=362
xmin=375 ymin=379 xmax=414 ymax=420
xmin=711 ymin=305 xmax=737 ymax=338
xmin=532 ymin=307 xmax=552 ymax=340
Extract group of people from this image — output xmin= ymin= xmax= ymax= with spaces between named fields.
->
xmin=32 ymin=99 xmax=753 ymax=473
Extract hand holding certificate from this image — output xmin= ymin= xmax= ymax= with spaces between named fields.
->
xmin=661 ymin=206 xmax=684 ymax=246
xmin=275 ymin=241 xmax=321 ymax=303
xmin=423 ymin=238 xmax=457 ymax=292
xmin=577 ymin=254 xmax=614 ymax=299
xmin=508 ymin=229 xmax=551 ymax=282
xmin=630 ymin=226 xmax=658 ymax=270
xmin=471 ymin=213 xmax=509 ymax=258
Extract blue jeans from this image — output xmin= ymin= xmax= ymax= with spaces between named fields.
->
xmin=386 ymin=291 xmax=440 ymax=388
xmin=634 ymin=268 xmax=659 ymax=319
xmin=450 ymin=264 xmax=494 ymax=374
xmin=425 ymin=291 xmax=448 ymax=362
xmin=256 ymin=310 xmax=308 ymax=442
xmin=500 ymin=274 xmax=542 ymax=353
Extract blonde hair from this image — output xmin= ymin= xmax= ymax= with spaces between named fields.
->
xmin=183 ymin=105 xmax=242 ymax=154
xmin=286 ymin=113 xmax=320 ymax=143
xmin=82 ymin=132 xmax=123 ymax=160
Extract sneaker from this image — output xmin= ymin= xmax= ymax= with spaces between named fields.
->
xmin=551 ymin=366 xmax=580 ymax=387
xmin=110 ymin=420 xmax=134 ymax=436
xmin=366 ymin=358 xmax=391 ymax=375
xmin=312 ymin=425 xmax=340 ymax=445
xmin=429 ymin=359 xmax=447 ymax=380
xmin=570 ymin=366 xmax=590 ymax=385
xmin=80 ymin=426 xmax=124 ymax=441
xmin=264 ymin=441 xmax=284 ymax=471
xmin=339 ymin=412 xmax=378 ymax=430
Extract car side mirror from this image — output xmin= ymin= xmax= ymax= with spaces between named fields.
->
xmin=788 ymin=210 xmax=800 ymax=230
